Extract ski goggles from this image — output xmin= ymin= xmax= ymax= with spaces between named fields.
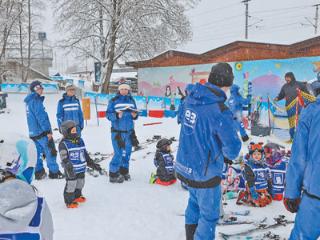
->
xmin=249 ymin=142 xmax=264 ymax=154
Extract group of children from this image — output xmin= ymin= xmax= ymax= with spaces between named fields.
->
xmin=222 ymin=141 xmax=289 ymax=208
xmin=42 ymin=115 xmax=288 ymax=209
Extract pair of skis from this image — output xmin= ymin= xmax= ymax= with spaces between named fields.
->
xmin=219 ymin=215 xmax=294 ymax=239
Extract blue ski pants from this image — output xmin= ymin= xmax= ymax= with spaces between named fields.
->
xmin=33 ymin=136 xmax=59 ymax=173
xmin=289 ymin=193 xmax=320 ymax=240
xmin=109 ymin=132 xmax=132 ymax=173
xmin=185 ymin=185 xmax=221 ymax=240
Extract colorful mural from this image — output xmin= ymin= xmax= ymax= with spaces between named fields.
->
xmin=138 ymin=56 xmax=320 ymax=99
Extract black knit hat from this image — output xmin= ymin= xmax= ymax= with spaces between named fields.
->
xmin=208 ymin=63 xmax=234 ymax=87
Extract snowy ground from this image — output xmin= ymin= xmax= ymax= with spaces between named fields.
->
xmin=0 ymin=93 xmax=295 ymax=240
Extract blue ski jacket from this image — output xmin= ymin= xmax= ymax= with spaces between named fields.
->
xmin=285 ymin=96 xmax=320 ymax=199
xmin=24 ymin=93 xmax=52 ymax=138
xmin=56 ymin=93 xmax=84 ymax=130
xmin=106 ymin=93 xmax=138 ymax=131
xmin=227 ymin=84 xmax=250 ymax=117
xmin=176 ymin=82 xmax=242 ymax=188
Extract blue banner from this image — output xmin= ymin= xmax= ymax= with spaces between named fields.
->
xmin=1 ymin=83 xmax=58 ymax=93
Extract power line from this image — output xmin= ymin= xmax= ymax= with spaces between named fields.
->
xmin=192 ymin=13 xmax=243 ymax=28
xmin=187 ymin=0 xmax=241 ymax=18
xmin=250 ymin=4 xmax=313 ymax=14
xmin=299 ymin=4 xmax=320 ymax=35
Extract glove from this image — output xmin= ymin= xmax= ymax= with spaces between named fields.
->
xmin=130 ymin=130 xmax=139 ymax=147
xmin=63 ymin=161 xmax=75 ymax=179
xmin=224 ymin=157 xmax=233 ymax=165
xmin=249 ymin=186 xmax=259 ymax=200
xmin=47 ymin=138 xmax=57 ymax=156
xmin=284 ymin=197 xmax=301 ymax=213
xmin=87 ymin=160 xmax=102 ymax=172
xmin=115 ymin=133 xmax=125 ymax=148
xmin=92 ymin=163 xmax=102 ymax=172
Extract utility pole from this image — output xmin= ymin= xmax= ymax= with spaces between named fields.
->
xmin=242 ymin=0 xmax=251 ymax=39
xmin=303 ymin=4 xmax=320 ymax=35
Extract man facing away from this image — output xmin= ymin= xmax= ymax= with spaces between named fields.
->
xmin=176 ymin=63 xmax=242 ymax=240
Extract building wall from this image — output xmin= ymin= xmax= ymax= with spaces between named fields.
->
xmin=138 ymin=56 xmax=320 ymax=98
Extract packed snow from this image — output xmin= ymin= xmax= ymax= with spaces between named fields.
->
xmin=0 ymin=93 xmax=295 ymax=239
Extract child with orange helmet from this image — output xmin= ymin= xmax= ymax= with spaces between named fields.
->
xmin=236 ymin=142 xmax=272 ymax=207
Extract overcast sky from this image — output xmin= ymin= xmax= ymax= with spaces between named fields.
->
xmin=41 ymin=0 xmax=320 ymax=72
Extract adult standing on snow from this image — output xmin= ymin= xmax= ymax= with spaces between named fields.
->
xmin=176 ymin=63 xmax=242 ymax=240
xmin=227 ymin=84 xmax=250 ymax=142
xmin=274 ymin=72 xmax=308 ymax=142
xmin=24 ymin=81 xmax=64 ymax=180
xmin=283 ymin=79 xmax=320 ymax=240
xmin=106 ymin=82 xmax=139 ymax=183
xmin=56 ymin=84 xmax=84 ymax=135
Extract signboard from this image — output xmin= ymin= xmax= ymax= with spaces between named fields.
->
xmin=94 ymin=62 xmax=102 ymax=83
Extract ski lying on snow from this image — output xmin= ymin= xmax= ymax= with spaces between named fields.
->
xmin=218 ymin=217 xmax=267 ymax=226
xmin=219 ymin=215 xmax=294 ymax=239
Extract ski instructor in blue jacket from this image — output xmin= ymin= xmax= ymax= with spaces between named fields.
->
xmin=24 ymin=81 xmax=63 ymax=180
xmin=106 ymin=82 xmax=139 ymax=183
xmin=176 ymin=63 xmax=242 ymax=240
xmin=56 ymin=84 xmax=84 ymax=135
xmin=284 ymin=79 xmax=320 ymax=240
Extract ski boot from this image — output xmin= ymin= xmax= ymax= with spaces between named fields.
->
xmin=35 ymin=168 xmax=47 ymax=180
xmin=74 ymin=196 xmax=86 ymax=203
xmin=49 ymin=170 xmax=64 ymax=179
xmin=149 ymin=173 xmax=157 ymax=184
xmin=119 ymin=167 xmax=131 ymax=181
xmin=66 ymin=202 xmax=79 ymax=209
xmin=109 ymin=172 xmax=125 ymax=183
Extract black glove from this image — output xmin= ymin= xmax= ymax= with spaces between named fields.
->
xmin=115 ymin=133 xmax=125 ymax=148
xmin=47 ymin=138 xmax=57 ymax=156
xmin=63 ymin=161 xmax=75 ymax=179
xmin=284 ymin=197 xmax=301 ymax=213
xmin=224 ymin=157 xmax=233 ymax=165
xmin=87 ymin=159 xmax=102 ymax=172
xmin=130 ymin=130 xmax=139 ymax=147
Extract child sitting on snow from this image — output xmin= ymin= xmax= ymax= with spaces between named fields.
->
xmin=59 ymin=120 xmax=102 ymax=208
xmin=236 ymin=142 xmax=272 ymax=207
xmin=150 ymin=138 xmax=176 ymax=186
xmin=264 ymin=142 xmax=288 ymax=201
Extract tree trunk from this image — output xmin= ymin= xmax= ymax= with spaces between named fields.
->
xmin=19 ymin=3 xmax=25 ymax=82
xmin=101 ymin=0 xmax=118 ymax=93
xmin=24 ymin=0 xmax=31 ymax=82
xmin=99 ymin=4 xmax=105 ymax=60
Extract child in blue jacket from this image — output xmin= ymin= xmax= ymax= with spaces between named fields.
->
xmin=151 ymin=138 xmax=176 ymax=186
xmin=58 ymin=121 xmax=101 ymax=208
xmin=237 ymin=142 xmax=272 ymax=207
